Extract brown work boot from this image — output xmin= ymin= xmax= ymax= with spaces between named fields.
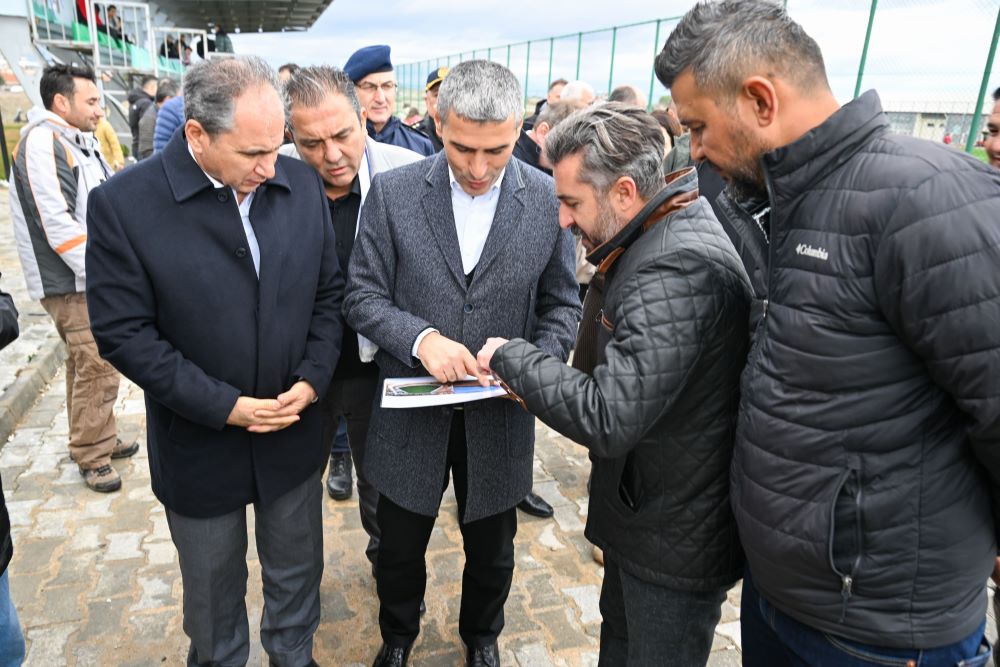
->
xmin=111 ymin=438 xmax=139 ymax=459
xmin=80 ymin=464 xmax=121 ymax=493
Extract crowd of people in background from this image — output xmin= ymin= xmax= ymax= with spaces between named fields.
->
xmin=0 ymin=1 xmax=998 ymax=666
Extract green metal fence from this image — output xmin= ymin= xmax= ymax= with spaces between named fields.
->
xmin=396 ymin=0 xmax=1000 ymax=154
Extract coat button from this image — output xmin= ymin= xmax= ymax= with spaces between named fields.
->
xmin=463 ymin=303 xmax=474 ymax=314
xmin=235 ymin=247 xmax=247 ymax=258
xmin=217 ymin=191 xmax=228 ymax=202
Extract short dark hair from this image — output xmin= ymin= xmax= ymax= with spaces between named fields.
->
xmin=993 ymin=86 xmax=1000 ymax=103
xmin=651 ymin=109 xmax=682 ymax=138
xmin=284 ymin=65 xmax=363 ymax=123
xmin=278 ymin=63 xmax=300 ymax=75
xmin=656 ymin=0 xmax=829 ymax=99
xmin=107 ymin=4 xmax=116 ymax=10
xmin=535 ymin=100 xmax=584 ymax=130
xmin=608 ymin=85 xmax=642 ymax=106
xmin=40 ymin=63 xmax=95 ymax=110
xmin=155 ymin=78 xmax=178 ymax=103
xmin=140 ymin=74 xmax=157 ymax=87
xmin=548 ymin=78 xmax=568 ymax=91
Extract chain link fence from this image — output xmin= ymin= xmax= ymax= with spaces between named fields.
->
xmin=396 ymin=0 xmax=1000 ymax=155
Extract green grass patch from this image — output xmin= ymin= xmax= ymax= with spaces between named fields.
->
xmin=970 ymin=147 xmax=988 ymax=163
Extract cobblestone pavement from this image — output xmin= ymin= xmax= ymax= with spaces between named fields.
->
xmin=1 ymin=370 xmax=745 ymax=666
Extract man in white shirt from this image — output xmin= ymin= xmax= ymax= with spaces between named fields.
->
xmin=344 ymin=60 xmax=580 ymax=667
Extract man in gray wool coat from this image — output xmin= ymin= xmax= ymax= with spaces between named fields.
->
xmin=344 ymin=59 xmax=580 ymax=667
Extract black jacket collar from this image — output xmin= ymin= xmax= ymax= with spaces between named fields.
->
xmin=762 ymin=90 xmax=889 ymax=207
xmin=161 ymin=130 xmax=292 ymax=203
xmin=587 ymin=166 xmax=699 ymax=268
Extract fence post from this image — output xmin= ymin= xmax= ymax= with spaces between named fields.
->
xmin=488 ymin=47 xmax=493 ymax=62
xmin=547 ymin=37 xmax=554 ymax=89
xmin=647 ymin=19 xmax=663 ymax=111
xmin=607 ymin=27 xmax=618 ymax=95
xmin=506 ymin=44 xmax=511 ymax=68
xmin=575 ymin=32 xmax=582 ymax=79
xmin=965 ymin=3 xmax=1000 ymax=152
xmin=854 ymin=0 xmax=878 ymax=98
xmin=524 ymin=41 xmax=532 ymax=110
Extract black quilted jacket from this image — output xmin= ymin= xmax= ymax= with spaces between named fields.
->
xmin=492 ymin=169 xmax=752 ymax=590
xmin=735 ymin=91 xmax=1000 ymax=649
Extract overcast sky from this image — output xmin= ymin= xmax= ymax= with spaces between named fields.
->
xmin=230 ymin=0 xmax=999 ymax=112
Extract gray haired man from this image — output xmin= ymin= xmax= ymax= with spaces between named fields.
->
xmin=658 ymin=2 xmax=1000 ymax=665
xmin=86 ymin=56 xmax=342 ymax=667
xmin=344 ymin=59 xmax=580 ymax=667
xmin=478 ymin=103 xmax=751 ymax=666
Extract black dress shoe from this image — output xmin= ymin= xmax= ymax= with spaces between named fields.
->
xmin=269 ymin=660 xmax=319 ymax=667
xmin=466 ymin=642 xmax=500 ymax=667
xmin=372 ymin=643 xmax=411 ymax=667
xmin=326 ymin=452 xmax=353 ymax=500
xmin=517 ymin=491 xmax=554 ymax=518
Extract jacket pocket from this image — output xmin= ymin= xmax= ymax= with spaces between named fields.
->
xmin=617 ymin=451 xmax=645 ymax=513
xmin=828 ymin=459 xmax=863 ymax=622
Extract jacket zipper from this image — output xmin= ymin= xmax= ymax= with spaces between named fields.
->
xmin=828 ymin=466 xmax=863 ymax=622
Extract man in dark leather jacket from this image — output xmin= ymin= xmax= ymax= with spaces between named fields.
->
xmin=477 ymin=103 xmax=752 ymax=667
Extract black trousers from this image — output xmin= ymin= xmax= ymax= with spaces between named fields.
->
xmin=376 ymin=411 xmax=517 ymax=649
xmin=322 ymin=372 xmax=381 ymax=564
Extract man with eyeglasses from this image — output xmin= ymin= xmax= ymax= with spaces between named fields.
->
xmin=344 ymin=45 xmax=434 ymax=157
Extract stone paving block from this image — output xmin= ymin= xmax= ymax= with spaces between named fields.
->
xmin=92 ymin=561 xmax=137 ymax=599
xmin=5 ymin=498 xmax=40 ymax=526
xmin=23 ymin=621 xmax=76 ymax=666
xmin=104 ymin=531 xmax=145 ymax=561
xmin=38 ymin=582 xmax=88 ymax=624
xmin=130 ymin=575 xmax=173 ymax=611
xmin=511 ymin=640 xmax=557 ymax=667
xmin=70 ymin=524 xmax=103 ymax=552
xmin=562 ymin=585 xmax=601 ymax=625
xmin=75 ymin=598 xmax=131 ymax=645
xmin=32 ymin=508 xmax=76 ymax=538
xmin=143 ymin=540 xmax=176 ymax=566
xmin=79 ymin=494 xmax=114 ymax=519
xmin=552 ymin=503 xmax=585 ymax=535
xmin=12 ymin=537 xmax=62 ymax=574
xmin=47 ymin=550 xmax=96 ymax=587
xmin=715 ymin=620 xmax=741 ymax=650
xmin=708 ymin=646 xmax=743 ymax=667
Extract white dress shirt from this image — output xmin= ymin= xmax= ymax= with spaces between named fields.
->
xmin=411 ymin=167 xmax=506 ymax=358
xmin=188 ymin=144 xmax=259 ymax=277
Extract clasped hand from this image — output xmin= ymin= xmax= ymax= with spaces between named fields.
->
xmin=226 ymin=380 xmax=317 ymax=433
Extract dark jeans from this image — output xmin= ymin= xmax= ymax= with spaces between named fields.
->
xmin=598 ymin=556 xmax=727 ymax=666
xmin=330 ymin=418 xmax=350 ymax=455
xmin=742 ymin=569 xmax=992 ymax=667
xmin=375 ymin=411 xmax=517 ymax=649
xmin=323 ymin=373 xmax=380 ymax=564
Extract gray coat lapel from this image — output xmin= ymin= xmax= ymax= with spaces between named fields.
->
xmin=473 ymin=158 xmax=525 ymax=282
xmin=420 ymin=154 xmax=467 ymax=290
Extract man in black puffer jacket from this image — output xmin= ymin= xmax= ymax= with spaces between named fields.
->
xmin=658 ymin=2 xmax=1000 ymax=665
xmin=477 ymin=103 xmax=752 ymax=667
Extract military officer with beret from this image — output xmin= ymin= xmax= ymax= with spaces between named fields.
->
xmin=344 ymin=45 xmax=434 ymax=157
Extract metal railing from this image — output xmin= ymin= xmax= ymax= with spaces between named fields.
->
xmin=398 ymin=1 xmax=1000 ymax=154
